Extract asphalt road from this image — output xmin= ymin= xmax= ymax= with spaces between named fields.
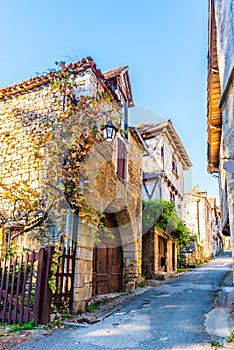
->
xmin=14 ymin=252 xmax=232 ymax=350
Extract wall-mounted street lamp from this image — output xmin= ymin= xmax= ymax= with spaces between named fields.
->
xmin=102 ymin=120 xmax=118 ymax=142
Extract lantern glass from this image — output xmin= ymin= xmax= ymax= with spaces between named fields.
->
xmin=103 ymin=121 xmax=118 ymax=142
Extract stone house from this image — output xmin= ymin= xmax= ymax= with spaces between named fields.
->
xmin=135 ymin=120 xmax=192 ymax=276
xmin=181 ymin=186 xmax=214 ymax=260
xmin=208 ymin=198 xmax=223 ymax=256
xmin=207 ymin=0 xmax=234 ymax=271
xmin=223 ymin=236 xmax=231 ymax=250
xmin=0 ymin=58 xmax=145 ymax=311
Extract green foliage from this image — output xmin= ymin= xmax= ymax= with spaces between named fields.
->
xmin=138 ymin=282 xmax=146 ymax=288
xmin=1 ymin=240 xmax=21 ymax=261
xmin=226 ymin=331 xmax=234 ymax=343
xmin=177 ymin=267 xmax=189 ymax=272
xmin=9 ymin=319 xmax=35 ymax=332
xmin=118 ymin=291 xmax=132 ymax=296
xmin=209 ymin=339 xmax=221 ymax=347
xmin=142 ymin=200 xmax=190 ymax=247
xmin=86 ymin=303 xmax=100 ymax=312
xmin=49 ymin=63 xmax=119 ymax=233
xmin=48 ymin=241 xmax=64 ymax=292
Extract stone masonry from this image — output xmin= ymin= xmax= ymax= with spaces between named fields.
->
xmin=0 ymin=59 xmax=144 ymax=312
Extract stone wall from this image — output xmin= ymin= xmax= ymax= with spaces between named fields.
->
xmin=154 ymin=227 xmax=177 ymax=274
xmin=182 ymin=189 xmax=213 ymax=258
xmin=73 ymin=130 xmax=143 ymax=311
xmin=214 ymin=0 xmax=234 ymax=90
xmin=142 ymin=226 xmax=177 ymax=278
xmin=142 ymin=229 xmax=155 ymax=278
xmin=0 ymin=68 xmax=143 ymax=312
xmin=213 ymin=0 xmax=234 ymax=273
xmin=0 ymin=82 xmax=63 ymax=250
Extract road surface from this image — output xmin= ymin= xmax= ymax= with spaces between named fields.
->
xmin=14 ymin=252 xmax=233 ymax=350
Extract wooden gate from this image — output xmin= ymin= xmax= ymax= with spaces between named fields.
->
xmin=0 ymin=242 xmax=76 ymax=325
xmin=52 ymin=241 xmax=76 ymax=311
xmin=0 ymin=246 xmax=52 ymax=325
xmin=92 ymin=214 xmax=123 ymax=295
xmin=158 ymin=236 xmax=167 ymax=272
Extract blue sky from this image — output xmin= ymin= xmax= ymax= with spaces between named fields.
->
xmin=0 ymin=0 xmax=219 ymax=199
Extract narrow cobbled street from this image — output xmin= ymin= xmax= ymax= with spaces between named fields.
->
xmin=14 ymin=252 xmax=233 ymax=350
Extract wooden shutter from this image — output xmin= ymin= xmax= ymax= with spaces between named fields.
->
xmin=117 ymin=138 xmax=127 ymax=180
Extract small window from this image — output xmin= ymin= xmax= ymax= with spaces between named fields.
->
xmin=161 ymin=146 xmax=164 ymax=170
xmin=170 ymin=191 xmax=175 ymax=203
xmin=172 ymin=156 xmax=178 ymax=177
xmin=159 ymin=185 xmax=162 ymax=199
xmin=111 ymin=78 xmax=118 ymax=91
xmin=117 ymin=138 xmax=127 ymax=180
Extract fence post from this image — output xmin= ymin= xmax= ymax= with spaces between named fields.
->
xmin=33 ymin=248 xmax=44 ymax=325
xmin=38 ymin=245 xmax=53 ymax=324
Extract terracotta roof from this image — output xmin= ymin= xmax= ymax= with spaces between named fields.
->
xmin=191 ymin=185 xmax=207 ymax=197
xmin=103 ymin=66 xmax=128 ymax=80
xmin=207 ymin=0 xmax=222 ymax=173
xmin=0 ymin=57 xmax=114 ymax=101
xmin=103 ymin=66 xmax=134 ymax=107
xmin=135 ymin=120 xmax=192 ymax=170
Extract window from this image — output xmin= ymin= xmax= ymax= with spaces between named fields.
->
xmin=117 ymin=138 xmax=127 ymax=180
xmin=172 ymin=156 xmax=178 ymax=178
xmin=161 ymin=146 xmax=164 ymax=170
xmin=170 ymin=191 xmax=175 ymax=203
xmin=159 ymin=185 xmax=162 ymax=199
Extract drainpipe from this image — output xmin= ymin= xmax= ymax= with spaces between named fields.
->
xmin=124 ymin=101 xmax=128 ymax=140
xmin=195 ymin=198 xmax=201 ymax=241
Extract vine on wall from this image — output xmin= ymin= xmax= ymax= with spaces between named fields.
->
xmin=142 ymin=199 xmax=190 ymax=247
xmin=0 ymin=60 xmax=121 ymax=252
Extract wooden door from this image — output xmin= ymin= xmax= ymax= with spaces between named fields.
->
xmin=92 ymin=214 xmax=123 ymax=295
xmin=158 ymin=236 xmax=167 ymax=272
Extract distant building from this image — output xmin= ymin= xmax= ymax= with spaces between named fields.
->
xmin=208 ymin=198 xmax=223 ymax=256
xmin=182 ymin=186 xmax=218 ymax=260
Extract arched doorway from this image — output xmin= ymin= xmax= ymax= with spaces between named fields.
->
xmin=92 ymin=213 xmax=123 ymax=295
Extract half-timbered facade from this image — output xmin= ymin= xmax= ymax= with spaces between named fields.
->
xmin=135 ymin=120 xmax=192 ymax=276
xmin=136 ymin=120 xmax=192 ymax=217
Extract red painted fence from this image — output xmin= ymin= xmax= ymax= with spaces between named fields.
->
xmin=0 ymin=242 xmax=76 ymax=325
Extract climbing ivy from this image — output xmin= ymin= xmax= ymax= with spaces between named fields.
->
xmin=46 ymin=60 xmax=120 ymax=231
xmin=0 ymin=60 xmax=120 ymax=251
xmin=142 ymin=200 xmax=190 ymax=247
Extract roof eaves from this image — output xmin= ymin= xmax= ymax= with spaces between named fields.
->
xmin=136 ymin=120 xmax=192 ymax=169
